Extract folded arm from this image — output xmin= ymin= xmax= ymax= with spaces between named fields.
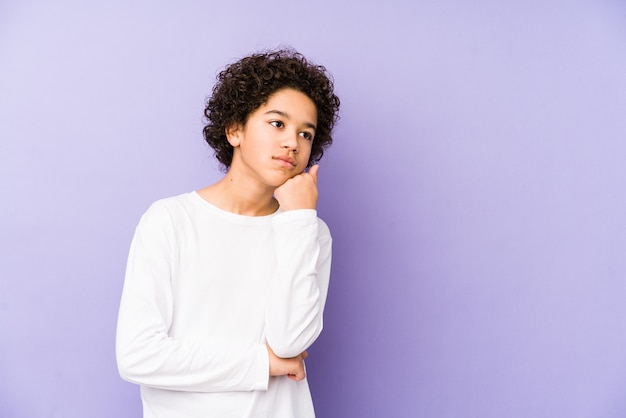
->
xmin=116 ymin=206 xmax=269 ymax=392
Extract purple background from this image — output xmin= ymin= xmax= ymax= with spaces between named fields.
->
xmin=1 ymin=1 xmax=625 ymax=417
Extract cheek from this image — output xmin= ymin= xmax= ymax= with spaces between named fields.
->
xmin=301 ymin=143 xmax=313 ymax=161
xmin=302 ymin=138 xmax=313 ymax=153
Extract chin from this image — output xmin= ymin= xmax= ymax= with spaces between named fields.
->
xmin=263 ymin=174 xmax=290 ymax=188
xmin=269 ymin=168 xmax=299 ymax=183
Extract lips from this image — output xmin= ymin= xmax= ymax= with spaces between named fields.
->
xmin=273 ymin=155 xmax=296 ymax=167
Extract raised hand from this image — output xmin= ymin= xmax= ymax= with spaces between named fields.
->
xmin=274 ymin=164 xmax=319 ymax=211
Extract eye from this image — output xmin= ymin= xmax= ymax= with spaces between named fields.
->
xmin=299 ymin=131 xmax=314 ymax=140
xmin=269 ymin=120 xmax=284 ymax=128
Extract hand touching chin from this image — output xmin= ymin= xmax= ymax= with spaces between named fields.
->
xmin=274 ymin=165 xmax=319 ymax=211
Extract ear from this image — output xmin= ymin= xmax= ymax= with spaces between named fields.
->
xmin=225 ymin=123 xmax=243 ymax=147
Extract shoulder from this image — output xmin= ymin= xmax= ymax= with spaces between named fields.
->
xmin=138 ymin=192 xmax=197 ymax=226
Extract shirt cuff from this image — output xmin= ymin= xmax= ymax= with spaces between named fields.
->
xmin=272 ymin=209 xmax=317 ymax=226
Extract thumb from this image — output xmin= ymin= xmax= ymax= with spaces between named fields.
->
xmin=308 ymin=164 xmax=319 ymax=184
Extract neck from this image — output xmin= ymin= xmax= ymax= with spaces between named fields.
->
xmin=198 ymin=172 xmax=278 ymax=217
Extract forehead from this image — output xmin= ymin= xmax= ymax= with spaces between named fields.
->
xmin=260 ymin=88 xmax=317 ymax=123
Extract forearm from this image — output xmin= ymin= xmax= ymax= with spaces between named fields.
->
xmin=116 ymin=303 xmax=269 ymax=392
xmin=118 ymin=212 xmax=270 ymax=393
xmin=265 ymin=210 xmax=332 ymax=358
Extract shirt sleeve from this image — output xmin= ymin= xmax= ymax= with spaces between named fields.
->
xmin=115 ymin=202 xmax=269 ymax=392
xmin=265 ymin=209 xmax=333 ymax=358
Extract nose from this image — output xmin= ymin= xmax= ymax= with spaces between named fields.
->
xmin=280 ymin=130 xmax=299 ymax=153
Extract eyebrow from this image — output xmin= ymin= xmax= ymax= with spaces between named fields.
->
xmin=263 ymin=110 xmax=317 ymax=131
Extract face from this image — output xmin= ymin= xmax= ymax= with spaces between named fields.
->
xmin=227 ymin=88 xmax=318 ymax=188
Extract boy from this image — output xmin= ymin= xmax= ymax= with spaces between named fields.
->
xmin=116 ymin=49 xmax=340 ymax=417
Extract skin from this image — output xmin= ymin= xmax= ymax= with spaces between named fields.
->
xmin=197 ymin=88 xmax=320 ymax=380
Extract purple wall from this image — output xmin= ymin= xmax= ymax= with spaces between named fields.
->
xmin=1 ymin=1 xmax=625 ymax=417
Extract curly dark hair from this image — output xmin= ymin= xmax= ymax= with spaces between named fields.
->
xmin=203 ymin=48 xmax=340 ymax=170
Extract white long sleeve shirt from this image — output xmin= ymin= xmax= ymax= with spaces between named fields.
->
xmin=116 ymin=192 xmax=332 ymax=418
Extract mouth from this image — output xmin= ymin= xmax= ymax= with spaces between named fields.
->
xmin=273 ymin=155 xmax=296 ymax=168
